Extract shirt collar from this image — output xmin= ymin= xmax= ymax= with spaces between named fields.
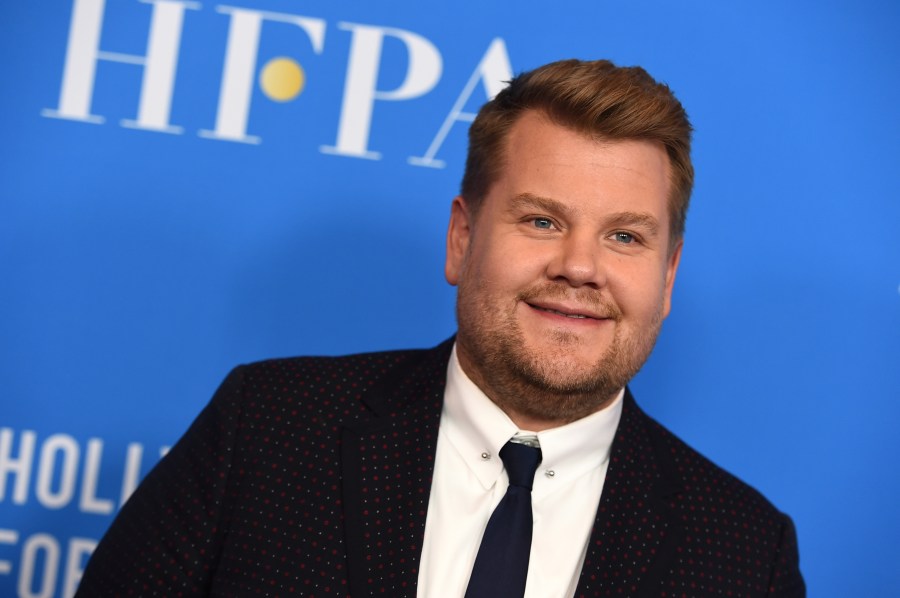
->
xmin=442 ymin=343 xmax=623 ymax=491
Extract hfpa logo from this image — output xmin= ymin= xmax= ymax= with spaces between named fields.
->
xmin=42 ymin=0 xmax=514 ymax=167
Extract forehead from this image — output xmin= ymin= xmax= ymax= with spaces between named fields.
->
xmin=488 ymin=111 xmax=672 ymax=219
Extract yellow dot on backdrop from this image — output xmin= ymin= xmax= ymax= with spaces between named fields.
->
xmin=259 ymin=57 xmax=305 ymax=102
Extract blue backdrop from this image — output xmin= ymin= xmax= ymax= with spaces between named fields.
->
xmin=2 ymin=1 xmax=899 ymax=596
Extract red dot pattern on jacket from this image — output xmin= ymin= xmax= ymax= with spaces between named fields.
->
xmin=76 ymin=340 xmax=804 ymax=597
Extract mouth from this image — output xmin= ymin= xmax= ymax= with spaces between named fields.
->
xmin=531 ymin=305 xmax=592 ymax=319
xmin=526 ymin=302 xmax=608 ymax=321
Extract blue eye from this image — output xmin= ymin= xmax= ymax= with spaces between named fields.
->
xmin=533 ymin=218 xmax=553 ymax=229
xmin=614 ymin=232 xmax=635 ymax=243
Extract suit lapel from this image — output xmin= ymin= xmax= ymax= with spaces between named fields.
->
xmin=575 ymin=390 xmax=683 ymax=597
xmin=341 ymin=341 xmax=450 ymax=596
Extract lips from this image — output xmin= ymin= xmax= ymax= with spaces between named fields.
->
xmin=526 ymin=301 xmax=609 ymax=320
xmin=518 ymin=284 xmax=622 ymax=323
xmin=531 ymin=305 xmax=592 ymax=319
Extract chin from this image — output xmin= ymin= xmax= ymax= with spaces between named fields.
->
xmin=523 ymin=338 xmax=608 ymax=372
xmin=516 ymin=353 xmax=610 ymax=395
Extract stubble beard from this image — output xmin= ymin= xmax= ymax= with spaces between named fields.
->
xmin=456 ymin=279 xmax=663 ymax=426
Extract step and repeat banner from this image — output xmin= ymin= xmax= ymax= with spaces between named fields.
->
xmin=2 ymin=1 xmax=899 ymax=596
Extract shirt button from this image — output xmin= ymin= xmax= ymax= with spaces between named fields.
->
xmin=480 ymin=452 xmax=491 ymax=460
xmin=545 ymin=469 xmax=555 ymax=478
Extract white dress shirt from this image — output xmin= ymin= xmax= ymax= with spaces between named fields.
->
xmin=417 ymin=345 xmax=623 ymax=598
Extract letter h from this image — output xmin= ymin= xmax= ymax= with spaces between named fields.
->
xmin=0 ymin=429 xmax=36 ymax=505
xmin=43 ymin=0 xmax=199 ymax=133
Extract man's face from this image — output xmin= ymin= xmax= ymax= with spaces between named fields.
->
xmin=446 ymin=110 xmax=682 ymax=430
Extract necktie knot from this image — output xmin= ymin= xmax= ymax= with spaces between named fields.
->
xmin=499 ymin=441 xmax=542 ymax=490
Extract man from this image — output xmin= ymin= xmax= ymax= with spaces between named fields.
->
xmin=77 ymin=59 xmax=805 ymax=597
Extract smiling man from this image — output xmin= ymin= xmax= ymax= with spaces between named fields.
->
xmin=447 ymin=111 xmax=678 ymax=431
xmin=78 ymin=60 xmax=805 ymax=597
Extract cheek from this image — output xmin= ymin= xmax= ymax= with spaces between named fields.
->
xmin=474 ymin=237 xmax=540 ymax=284
xmin=610 ymin=267 xmax=669 ymax=315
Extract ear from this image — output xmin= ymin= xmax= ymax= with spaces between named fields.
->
xmin=661 ymin=240 xmax=683 ymax=319
xmin=445 ymin=196 xmax=473 ymax=286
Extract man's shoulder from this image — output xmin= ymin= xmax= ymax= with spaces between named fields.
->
xmin=624 ymin=394 xmax=789 ymax=519
xmin=211 ymin=338 xmax=454 ymax=418
xmin=616 ymin=395 xmax=805 ymax=594
xmin=238 ymin=338 xmax=453 ymax=386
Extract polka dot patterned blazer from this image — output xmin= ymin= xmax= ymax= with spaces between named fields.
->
xmin=77 ymin=338 xmax=805 ymax=597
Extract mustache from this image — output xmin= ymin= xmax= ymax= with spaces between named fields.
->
xmin=516 ymin=283 xmax=622 ymax=320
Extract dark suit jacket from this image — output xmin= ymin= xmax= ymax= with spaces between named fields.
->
xmin=77 ymin=339 xmax=805 ymax=596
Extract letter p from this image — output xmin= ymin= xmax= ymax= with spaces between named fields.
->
xmin=321 ymin=23 xmax=443 ymax=160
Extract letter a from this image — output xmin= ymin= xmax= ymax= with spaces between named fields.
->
xmin=409 ymin=38 xmax=512 ymax=168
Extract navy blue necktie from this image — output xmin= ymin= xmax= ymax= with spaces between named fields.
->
xmin=465 ymin=440 xmax=542 ymax=598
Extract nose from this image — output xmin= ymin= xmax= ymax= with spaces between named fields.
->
xmin=545 ymin=230 xmax=605 ymax=288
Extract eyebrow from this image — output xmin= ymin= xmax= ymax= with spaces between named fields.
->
xmin=604 ymin=211 xmax=660 ymax=236
xmin=509 ymin=193 xmax=661 ymax=236
xmin=508 ymin=193 xmax=575 ymax=218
